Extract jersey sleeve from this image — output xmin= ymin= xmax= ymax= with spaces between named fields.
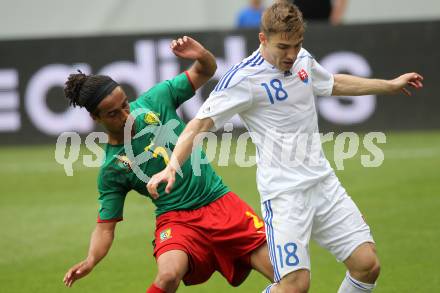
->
xmin=135 ymin=72 xmax=195 ymax=109
xmin=196 ymin=78 xmax=252 ymax=131
xmin=167 ymin=71 xmax=196 ymax=108
xmin=97 ymin=169 xmax=128 ymax=223
xmin=311 ymin=58 xmax=334 ymax=97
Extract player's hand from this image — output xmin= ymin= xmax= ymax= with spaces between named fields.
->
xmin=63 ymin=260 xmax=94 ymax=287
xmin=170 ymin=36 xmax=207 ymax=61
xmin=147 ymin=166 xmax=176 ymax=199
xmin=390 ymin=72 xmax=424 ymax=96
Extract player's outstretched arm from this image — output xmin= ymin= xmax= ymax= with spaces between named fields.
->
xmin=171 ymin=36 xmax=217 ymax=90
xmin=332 ymin=72 xmax=423 ymax=96
xmin=63 ymin=221 xmax=116 ymax=287
xmin=147 ymin=117 xmax=214 ymax=199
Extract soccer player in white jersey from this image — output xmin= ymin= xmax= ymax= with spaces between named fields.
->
xmin=147 ymin=2 xmax=424 ymax=293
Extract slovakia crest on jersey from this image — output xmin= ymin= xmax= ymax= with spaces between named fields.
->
xmin=298 ymin=69 xmax=309 ymax=84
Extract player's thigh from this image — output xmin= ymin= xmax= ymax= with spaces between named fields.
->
xmin=312 ymin=175 xmax=374 ymax=262
xmin=156 ymin=249 xmax=189 ymax=279
xmin=250 ymin=242 xmax=274 ymax=282
xmin=209 ymin=192 xmax=266 ymax=257
xmin=261 ymin=193 xmax=313 ymax=282
xmin=154 ymin=213 xmax=215 ymax=285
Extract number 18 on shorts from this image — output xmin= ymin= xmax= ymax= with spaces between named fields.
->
xmin=262 ymin=199 xmax=311 ymax=282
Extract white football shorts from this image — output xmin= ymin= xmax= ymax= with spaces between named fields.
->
xmin=261 ymin=173 xmax=374 ymax=282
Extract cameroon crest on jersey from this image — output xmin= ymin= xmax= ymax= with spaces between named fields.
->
xmin=144 ymin=111 xmax=161 ymax=125
xmin=160 ymin=228 xmax=172 ymax=242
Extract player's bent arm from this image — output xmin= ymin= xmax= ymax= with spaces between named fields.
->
xmin=186 ymin=49 xmax=217 ymax=90
xmin=170 ymin=36 xmax=217 ymax=90
xmin=63 ymin=221 xmax=117 ymax=287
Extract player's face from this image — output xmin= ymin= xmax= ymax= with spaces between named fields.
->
xmin=92 ymin=86 xmax=131 ymax=135
xmin=260 ymin=31 xmax=304 ymax=72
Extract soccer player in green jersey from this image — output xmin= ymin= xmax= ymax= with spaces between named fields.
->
xmin=62 ymin=36 xmax=273 ymax=293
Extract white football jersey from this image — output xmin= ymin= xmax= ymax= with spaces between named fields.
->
xmin=196 ymin=48 xmax=335 ymax=201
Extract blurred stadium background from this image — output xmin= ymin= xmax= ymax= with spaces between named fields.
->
xmin=1 ymin=0 xmax=439 ymax=292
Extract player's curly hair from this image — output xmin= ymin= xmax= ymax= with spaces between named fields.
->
xmin=261 ymin=1 xmax=305 ymax=37
xmin=64 ymin=70 xmax=114 ymax=114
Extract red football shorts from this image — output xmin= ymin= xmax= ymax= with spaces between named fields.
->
xmin=153 ymin=191 xmax=266 ymax=286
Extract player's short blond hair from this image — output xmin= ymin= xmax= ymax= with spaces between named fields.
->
xmin=261 ymin=1 xmax=305 ymax=38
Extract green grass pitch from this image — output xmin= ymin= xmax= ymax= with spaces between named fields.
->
xmin=1 ymin=131 xmax=439 ymax=292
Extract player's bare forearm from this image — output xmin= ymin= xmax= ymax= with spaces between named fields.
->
xmin=188 ymin=49 xmax=217 ymax=89
xmin=86 ymin=222 xmax=116 ymax=266
xmin=332 ymin=72 xmax=423 ymax=96
xmin=332 ymin=74 xmax=392 ymax=96
xmin=63 ymin=222 xmax=116 ymax=287
xmin=168 ymin=117 xmax=214 ymax=173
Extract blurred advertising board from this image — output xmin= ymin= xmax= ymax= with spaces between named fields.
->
xmin=0 ymin=21 xmax=439 ymax=144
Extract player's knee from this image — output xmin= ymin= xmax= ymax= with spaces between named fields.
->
xmin=350 ymin=255 xmax=381 ymax=283
xmin=278 ymin=270 xmax=310 ymax=293
xmin=366 ymin=258 xmax=381 ymax=281
xmin=155 ymin=269 xmax=182 ymax=290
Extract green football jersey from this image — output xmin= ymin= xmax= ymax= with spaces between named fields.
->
xmin=97 ymin=72 xmax=229 ymax=221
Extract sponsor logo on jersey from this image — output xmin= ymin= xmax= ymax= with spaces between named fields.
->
xmin=115 ymin=155 xmax=133 ymax=171
xmin=144 ymin=111 xmax=161 ymax=125
xmin=159 ymin=228 xmax=172 ymax=242
xmin=298 ymin=69 xmax=309 ymax=83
